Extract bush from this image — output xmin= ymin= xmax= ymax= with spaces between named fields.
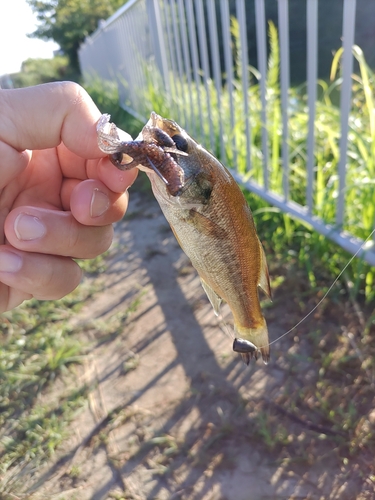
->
xmin=11 ymin=55 xmax=79 ymax=88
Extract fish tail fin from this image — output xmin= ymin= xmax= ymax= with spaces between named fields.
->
xmin=234 ymin=319 xmax=270 ymax=365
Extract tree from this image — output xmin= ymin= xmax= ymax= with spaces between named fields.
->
xmin=27 ymin=0 xmax=125 ymax=72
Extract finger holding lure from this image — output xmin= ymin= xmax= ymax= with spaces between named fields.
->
xmin=97 ymin=112 xmax=271 ymax=364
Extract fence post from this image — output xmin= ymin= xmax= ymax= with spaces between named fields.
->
xmin=146 ymin=0 xmax=170 ymax=94
xmin=278 ymin=0 xmax=290 ymax=202
xmin=306 ymin=0 xmax=318 ymax=215
xmin=336 ymin=0 xmax=357 ymax=228
xmin=255 ymin=0 xmax=269 ymax=190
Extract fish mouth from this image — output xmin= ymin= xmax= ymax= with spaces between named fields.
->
xmin=148 ymin=111 xmax=180 ymax=137
xmin=149 ymin=111 xmax=165 ymax=129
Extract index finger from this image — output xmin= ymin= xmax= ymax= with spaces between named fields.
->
xmin=0 ymin=82 xmax=105 ymax=159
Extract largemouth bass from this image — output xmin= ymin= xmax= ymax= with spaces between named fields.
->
xmin=97 ymin=113 xmax=271 ymax=363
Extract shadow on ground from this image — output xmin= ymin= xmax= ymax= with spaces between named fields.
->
xmin=21 ymin=189 xmax=374 ymax=500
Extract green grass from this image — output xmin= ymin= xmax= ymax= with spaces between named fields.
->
xmin=0 ymin=241 xmax=147 ymax=495
xmin=0 ymin=279 xmax=96 ymax=471
xmin=0 ymin=297 xmax=87 ymax=493
xmin=0 ymin=253 xmax=107 ymax=492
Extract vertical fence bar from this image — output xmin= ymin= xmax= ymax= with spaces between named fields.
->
xmin=195 ymin=0 xmax=214 ymax=150
xmin=136 ymin=1 xmax=152 ymax=97
xmin=207 ymin=0 xmax=225 ymax=162
xmin=255 ymin=0 xmax=269 ymax=189
xmin=177 ymin=0 xmax=195 ymax=133
xmin=169 ymin=0 xmax=187 ymax=125
xmin=236 ymin=0 xmax=251 ymax=173
xmin=163 ymin=1 xmax=179 ymax=115
xmin=336 ymin=0 xmax=356 ymax=227
xmin=278 ymin=0 xmax=290 ymax=201
xmin=147 ymin=0 xmax=170 ymax=94
xmin=186 ymin=0 xmax=203 ymax=136
xmin=166 ymin=0 xmax=183 ymax=122
xmin=221 ymin=0 xmax=237 ymax=170
xmin=306 ymin=0 xmax=318 ymax=214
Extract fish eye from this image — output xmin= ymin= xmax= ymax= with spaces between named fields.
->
xmin=172 ymin=134 xmax=188 ymax=152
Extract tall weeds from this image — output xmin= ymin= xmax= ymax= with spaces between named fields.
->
xmin=136 ymin=21 xmax=375 ymax=302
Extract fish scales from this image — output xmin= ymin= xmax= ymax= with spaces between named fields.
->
xmin=150 ymin=140 xmax=270 ymax=362
xmin=97 ymin=112 xmax=271 ymax=363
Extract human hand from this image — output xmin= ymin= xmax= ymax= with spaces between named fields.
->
xmin=0 ymin=81 xmax=138 ymax=312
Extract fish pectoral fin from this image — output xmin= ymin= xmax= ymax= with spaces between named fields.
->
xmin=200 ymin=279 xmax=222 ymax=316
xmin=187 ymin=209 xmax=227 ymax=239
xmin=258 ymin=241 xmax=272 ymax=300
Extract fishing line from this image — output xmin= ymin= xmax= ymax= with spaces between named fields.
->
xmin=263 ymin=228 xmax=375 ymax=349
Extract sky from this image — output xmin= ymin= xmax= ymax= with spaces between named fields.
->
xmin=0 ymin=0 xmax=59 ymax=76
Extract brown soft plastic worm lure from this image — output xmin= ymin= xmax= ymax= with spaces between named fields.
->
xmin=97 ymin=114 xmax=186 ymax=196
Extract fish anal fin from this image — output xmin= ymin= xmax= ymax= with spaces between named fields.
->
xmin=200 ymin=278 xmax=222 ymax=317
xmin=258 ymin=241 xmax=272 ymax=300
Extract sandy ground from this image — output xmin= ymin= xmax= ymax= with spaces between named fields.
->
xmin=16 ymin=183 xmax=372 ymax=500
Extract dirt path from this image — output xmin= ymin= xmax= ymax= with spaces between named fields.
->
xmin=20 ymin=185 xmax=369 ymax=500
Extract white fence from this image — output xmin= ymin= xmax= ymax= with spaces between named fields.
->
xmin=79 ymin=0 xmax=375 ymax=266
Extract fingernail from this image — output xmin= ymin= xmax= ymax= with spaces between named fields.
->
xmin=0 ymin=251 xmax=22 ymax=272
xmin=90 ymin=189 xmax=110 ymax=218
xmin=15 ymin=214 xmax=46 ymax=241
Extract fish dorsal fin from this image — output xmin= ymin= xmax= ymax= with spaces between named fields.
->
xmin=200 ymin=278 xmax=222 ymax=316
xmin=258 ymin=242 xmax=272 ymax=300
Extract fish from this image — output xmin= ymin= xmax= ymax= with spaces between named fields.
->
xmin=97 ymin=112 xmax=272 ymax=364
